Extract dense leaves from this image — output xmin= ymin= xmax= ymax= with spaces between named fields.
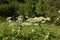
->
xmin=0 ymin=0 xmax=60 ymax=19
xmin=0 ymin=0 xmax=60 ymax=40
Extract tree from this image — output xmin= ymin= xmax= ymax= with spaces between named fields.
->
xmin=0 ymin=0 xmax=18 ymax=18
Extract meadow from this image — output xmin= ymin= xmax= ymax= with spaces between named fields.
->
xmin=0 ymin=0 xmax=60 ymax=40
xmin=0 ymin=17 xmax=60 ymax=40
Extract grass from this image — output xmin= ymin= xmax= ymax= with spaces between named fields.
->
xmin=41 ymin=23 xmax=60 ymax=40
xmin=0 ymin=21 xmax=60 ymax=40
xmin=21 ymin=25 xmax=40 ymax=35
xmin=41 ymin=23 xmax=60 ymax=35
xmin=20 ymin=23 xmax=60 ymax=40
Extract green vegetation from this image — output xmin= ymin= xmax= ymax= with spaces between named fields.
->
xmin=0 ymin=0 xmax=60 ymax=40
xmin=0 ymin=21 xmax=60 ymax=40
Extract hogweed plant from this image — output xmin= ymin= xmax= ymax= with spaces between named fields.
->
xmin=6 ymin=17 xmax=12 ymax=24
xmin=6 ymin=16 xmax=51 ymax=27
xmin=26 ymin=17 xmax=51 ymax=23
xmin=16 ymin=15 xmax=23 ymax=25
xmin=0 ymin=16 xmax=58 ymax=40
xmin=21 ymin=22 xmax=32 ymax=26
xmin=58 ymin=10 xmax=60 ymax=13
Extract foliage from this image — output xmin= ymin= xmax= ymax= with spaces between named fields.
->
xmin=0 ymin=0 xmax=60 ymax=40
xmin=0 ymin=21 xmax=58 ymax=40
xmin=0 ymin=0 xmax=60 ymax=21
xmin=0 ymin=0 xmax=18 ymax=18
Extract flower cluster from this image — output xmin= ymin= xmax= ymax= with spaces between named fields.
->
xmin=6 ymin=17 xmax=12 ymax=23
xmin=26 ymin=17 xmax=51 ymax=23
xmin=58 ymin=10 xmax=60 ymax=13
xmin=7 ymin=16 xmax=51 ymax=26
xmin=21 ymin=22 xmax=32 ymax=26
xmin=16 ymin=16 xmax=23 ymax=23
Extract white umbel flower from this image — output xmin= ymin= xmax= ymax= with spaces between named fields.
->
xmin=26 ymin=18 xmax=33 ymax=22
xmin=18 ymin=15 xmax=23 ymax=18
xmin=6 ymin=17 xmax=11 ymax=20
xmin=33 ymin=17 xmax=40 ymax=22
xmin=6 ymin=17 xmax=12 ymax=23
xmin=9 ymin=23 xmax=15 ymax=27
xmin=16 ymin=15 xmax=23 ymax=23
xmin=46 ymin=17 xmax=51 ymax=20
xmin=21 ymin=22 xmax=32 ymax=26
xmin=41 ymin=21 xmax=46 ymax=23
xmin=58 ymin=10 xmax=60 ymax=13
xmin=31 ymin=29 xmax=35 ymax=32
xmin=25 ymin=16 xmax=29 ymax=18
xmin=33 ymin=23 xmax=38 ymax=26
xmin=8 ymin=20 xmax=12 ymax=23
xmin=39 ymin=17 xmax=45 ymax=19
xmin=56 ymin=18 xmax=59 ymax=20
xmin=26 ymin=17 xmax=51 ymax=23
xmin=17 ymin=18 xmax=22 ymax=20
xmin=17 ymin=18 xmax=23 ymax=22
